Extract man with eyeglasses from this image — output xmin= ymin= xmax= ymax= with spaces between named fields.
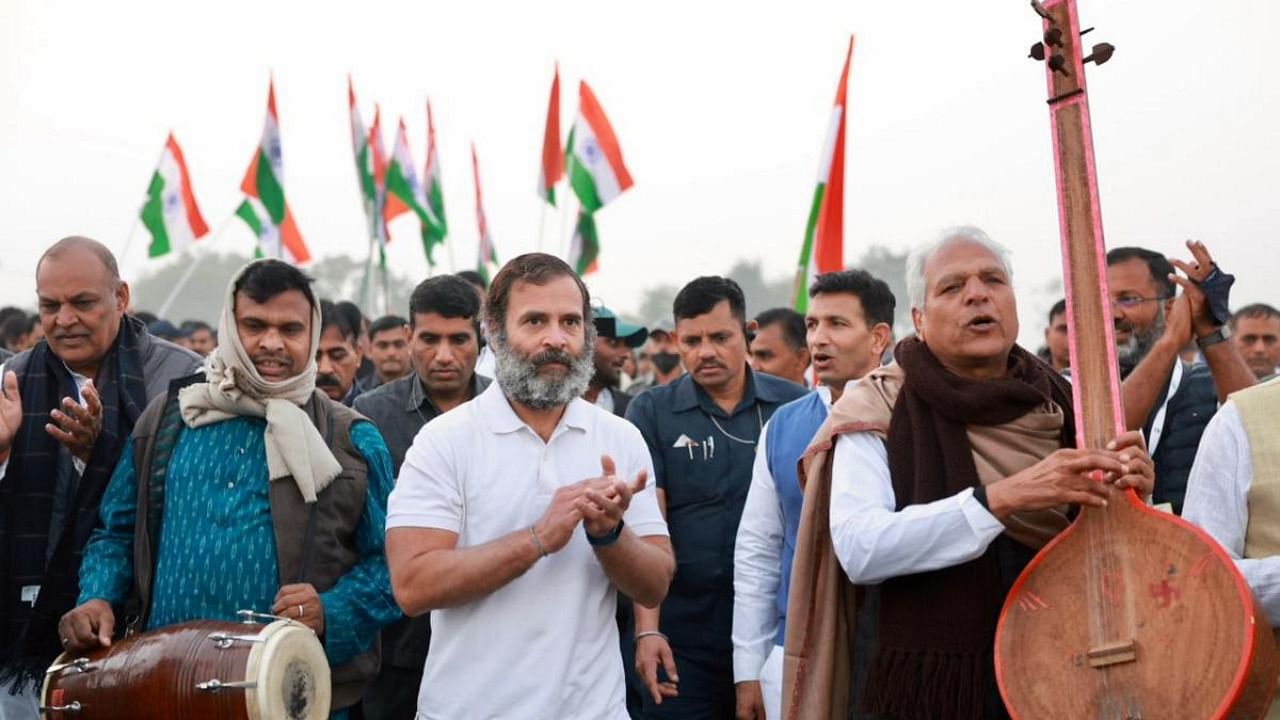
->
xmin=1106 ymin=241 xmax=1255 ymax=513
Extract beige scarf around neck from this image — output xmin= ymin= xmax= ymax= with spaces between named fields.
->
xmin=178 ymin=261 xmax=340 ymax=503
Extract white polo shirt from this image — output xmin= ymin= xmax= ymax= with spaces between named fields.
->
xmin=388 ymin=382 xmax=668 ymax=720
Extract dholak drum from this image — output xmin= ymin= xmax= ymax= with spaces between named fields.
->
xmin=40 ymin=615 xmax=330 ymax=719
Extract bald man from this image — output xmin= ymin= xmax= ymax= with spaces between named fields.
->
xmin=0 ymin=237 xmax=202 ymax=718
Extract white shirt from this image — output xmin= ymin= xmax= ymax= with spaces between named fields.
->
xmin=829 ymin=431 xmax=1004 ymax=584
xmin=731 ymin=386 xmax=832 ymax=683
xmin=388 ymin=382 xmax=668 ymax=720
xmin=1182 ymin=401 xmax=1280 ymax=626
xmin=593 ymin=386 xmax=616 ymax=414
xmin=474 ymin=345 xmax=496 ymax=380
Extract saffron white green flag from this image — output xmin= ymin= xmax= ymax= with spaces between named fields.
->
xmin=349 ymin=76 xmax=378 ymax=241
xmin=420 ymin=99 xmax=448 ymax=261
xmin=140 ymin=133 xmax=209 ymax=258
xmin=792 ymin=37 xmax=853 ymax=313
xmin=472 ymin=143 xmax=499 ymax=283
xmin=239 ymin=79 xmax=310 ymax=264
xmin=565 ymin=80 xmax=633 ymax=213
xmin=568 ymin=209 xmax=599 ymax=275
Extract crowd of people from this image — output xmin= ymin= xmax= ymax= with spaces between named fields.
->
xmin=0 ymin=229 xmax=1276 ymax=720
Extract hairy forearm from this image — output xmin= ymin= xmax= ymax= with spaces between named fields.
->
xmin=389 ymin=529 xmax=539 ymax=615
xmin=594 ymin=532 xmax=674 ymax=609
xmin=1121 ymin=337 xmax=1180 ymax=431
xmin=1201 ymin=339 xmax=1256 ymax=401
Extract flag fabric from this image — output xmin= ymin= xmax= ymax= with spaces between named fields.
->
xmin=385 ymin=117 xmax=428 ymax=227
xmin=420 ymin=100 xmax=448 ymax=259
xmin=537 ymin=64 xmax=564 ymax=206
xmin=140 ymin=133 xmax=209 ymax=258
xmin=472 ymin=143 xmax=499 ymax=283
xmin=368 ymin=105 xmax=403 ymax=241
xmin=568 ymin=209 xmax=599 ymax=275
xmin=792 ymin=37 xmax=853 ymax=313
xmin=565 ymin=80 xmax=633 ymax=212
xmin=349 ymin=76 xmax=378 ymax=239
xmin=235 ymin=198 xmax=278 ymax=260
xmin=240 ymin=80 xmax=310 ymax=264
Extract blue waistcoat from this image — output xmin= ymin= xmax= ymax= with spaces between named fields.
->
xmin=763 ymin=391 xmax=829 ymax=647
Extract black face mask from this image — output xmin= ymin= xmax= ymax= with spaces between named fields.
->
xmin=651 ymin=352 xmax=681 ymax=375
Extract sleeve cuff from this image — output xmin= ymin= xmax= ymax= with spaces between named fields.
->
xmin=733 ymin=646 xmax=771 ymax=683
xmin=385 ymin=512 xmax=462 ymax=533
xmin=959 ymin=487 xmax=1006 ymax=539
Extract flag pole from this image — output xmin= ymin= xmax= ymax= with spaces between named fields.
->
xmin=155 ymin=213 xmax=234 ymax=319
xmin=537 ymin=202 xmax=548 ymax=252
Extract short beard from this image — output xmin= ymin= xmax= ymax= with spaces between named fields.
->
xmin=491 ymin=325 xmax=596 ymax=410
xmin=1116 ymin=304 xmax=1166 ymax=367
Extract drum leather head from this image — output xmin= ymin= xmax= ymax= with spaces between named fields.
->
xmin=246 ymin=620 xmax=331 ymax=720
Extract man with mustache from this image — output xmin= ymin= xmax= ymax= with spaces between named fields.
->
xmin=317 ymin=300 xmax=367 ymax=406
xmin=749 ymin=308 xmax=810 ymax=387
xmin=386 ymin=253 xmax=674 ymax=720
xmin=626 ymin=276 xmax=807 ymax=719
xmin=353 ymin=275 xmax=490 ymax=720
xmin=786 ymin=227 xmax=1153 ymax=719
xmin=57 ymin=259 xmax=401 ymax=719
xmin=586 ymin=306 xmax=648 ymax=418
xmin=0 ymin=236 xmax=200 ymax=719
xmin=1107 ymin=242 xmax=1254 ymax=513
xmin=367 ymin=314 xmax=411 ymax=388
xmin=1230 ymin=303 xmax=1280 ymax=381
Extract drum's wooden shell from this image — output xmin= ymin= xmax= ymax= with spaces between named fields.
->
xmin=996 ymin=494 xmax=1280 ymax=719
xmin=42 ymin=619 xmax=329 ymax=720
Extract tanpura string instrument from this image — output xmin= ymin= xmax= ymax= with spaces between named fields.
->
xmin=993 ymin=1 xmax=1278 ymax=718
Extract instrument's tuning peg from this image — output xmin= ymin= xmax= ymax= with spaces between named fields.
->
xmin=1029 ymin=42 xmax=1046 ymax=61
xmin=1030 ymin=0 xmax=1054 ymax=23
xmin=1083 ymin=43 xmax=1116 ymax=66
xmin=1048 ymin=54 xmax=1071 ymax=76
xmin=1044 ymin=27 xmax=1064 ymax=48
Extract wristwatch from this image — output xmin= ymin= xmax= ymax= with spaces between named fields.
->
xmin=1196 ymin=324 xmax=1232 ymax=350
xmin=587 ymin=518 xmax=625 ymax=548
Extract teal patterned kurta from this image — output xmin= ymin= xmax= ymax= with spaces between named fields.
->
xmin=79 ymin=416 xmax=400 ymax=719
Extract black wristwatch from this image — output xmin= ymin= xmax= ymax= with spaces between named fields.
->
xmin=1196 ymin=324 xmax=1232 ymax=350
xmin=587 ymin=518 xmax=625 ymax=548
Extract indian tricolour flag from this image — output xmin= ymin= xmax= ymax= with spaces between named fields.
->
xmin=565 ymin=80 xmax=633 ymax=213
xmin=471 ymin=143 xmax=499 ymax=283
xmin=569 ymin=209 xmax=599 ymax=275
xmin=420 ymin=99 xmax=448 ymax=254
xmin=537 ymin=64 xmax=563 ymax=206
xmin=140 ymin=133 xmax=209 ymax=258
xmin=349 ymin=76 xmax=377 ymax=240
xmin=239 ymin=80 xmax=311 ymax=264
xmin=384 ymin=118 xmax=429 ymax=231
xmin=792 ymin=37 xmax=853 ymax=313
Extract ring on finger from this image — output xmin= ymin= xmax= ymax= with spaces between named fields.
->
xmin=297 ymin=604 xmax=304 ymax=619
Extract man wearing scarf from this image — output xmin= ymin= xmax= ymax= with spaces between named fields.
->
xmin=58 ymin=259 xmax=401 ymax=720
xmin=782 ymin=227 xmax=1155 ymax=720
xmin=0 ymin=237 xmax=201 ymax=719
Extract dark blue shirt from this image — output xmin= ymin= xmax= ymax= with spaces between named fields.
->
xmin=626 ymin=368 xmax=806 ymax=652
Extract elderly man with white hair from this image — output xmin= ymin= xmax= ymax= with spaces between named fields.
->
xmin=782 ymin=227 xmax=1155 ymax=719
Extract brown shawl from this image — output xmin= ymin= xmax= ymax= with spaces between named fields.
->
xmin=782 ymin=340 xmax=1073 ymax=720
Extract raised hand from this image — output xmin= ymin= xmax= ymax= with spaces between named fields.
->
xmin=532 ymin=483 xmax=588 ymax=555
xmin=580 ymin=454 xmax=647 ymax=539
xmin=1168 ymin=239 xmax=1222 ymax=338
xmin=45 ymin=380 xmax=103 ymax=464
xmin=0 ymin=370 xmax=21 ymax=457
xmin=985 ymin=447 xmax=1131 ymax=518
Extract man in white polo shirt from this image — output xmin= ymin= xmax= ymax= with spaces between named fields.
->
xmin=386 ymin=253 xmax=675 ymax=720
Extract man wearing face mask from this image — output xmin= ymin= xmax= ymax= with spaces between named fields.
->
xmin=625 ymin=277 xmax=806 ymax=719
xmin=1107 ymin=242 xmax=1254 ymax=513
xmin=629 ymin=328 xmax=684 ymax=395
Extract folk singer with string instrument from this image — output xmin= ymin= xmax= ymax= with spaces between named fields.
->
xmin=791 ymin=227 xmax=1153 ymax=720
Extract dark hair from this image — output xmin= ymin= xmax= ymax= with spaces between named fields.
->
xmin=753 ymin=308 xmax=806 ymax=351
xmin=133 ymin=311 xmax=160 ymax=325
xmin=180 ymin=320 xmax=214 ymax=335
xmin=456 ymin=270 xmax=488 ymax=291
xmin=1106 ymin=247 xmax=1176 ymax=299
xmin=672 ymin=276 xmax=746 ymax=324
xmin=234 ymin=259 xmax=317 ymax=311
xmin=0 ymin=307 xmax=27 ymax=327
xmin=1231 ymin=302 xmax=1280 ymax=329
xmin=335 ymin=301 xmax=367 ymax=334
xmin=369 ymin=315 xmax=408 ymax=338
xmin=411 ymin=275 xmax=482 ymax=327
xmin=809 ymin=269 xmax=897 ymax=327
xmin=0 ymin=313 xmax=37 ymax=348
xmin=485 ymin=253 xmax=591 ymax=333
xmin=1048 ymin=298 xmax=1067 ymax=324
xmin=320 ymin=299 xmax=361 ymax=344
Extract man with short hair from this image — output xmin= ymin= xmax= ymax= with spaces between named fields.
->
xmin=0 ymin=237 xmax=201 ymax=718
xmin=749 ymin=308 xmax=810 ymax=386
xmin=387 ymin=253 xmax=674 ymax=720
xmin=1043 ymin=298 xmax=1070 ymax=373
xmin=0 ymin=314 xmax=39 ymax=354
xmin=1231 ymin=303 xmax=1280 ymax=381
xmin=628 ymin=328 xmax=684 ymax=395
xmin=786 ymin=227 xmax=1153 ymax=718
xmin=181 ymin=320 xmax=217 ymax=357
xmin=1107 ymin=242 xmax=1255 ymax=513
xmin=354 ymin=276 xmax=491 ymax=720
xmin=59 ymin=259 xmax=401 ymax=720
xmin=587 ymin=307 xmax=648 ymax=418
xmin=456 ymin=271 xmax=497 ymax=381
xmin=318 ymin=300 xmax=367 ymax=406
xmin=626 ymin=277 xmax=807 ymax=718
xmin=368 ymin=314 xmax=411 ymax=387
xmin=732 ymin=270 xmax=895 ymax=720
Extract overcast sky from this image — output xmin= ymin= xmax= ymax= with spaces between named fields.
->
xmin=2 ymin=1 xmax=1276 ymax=349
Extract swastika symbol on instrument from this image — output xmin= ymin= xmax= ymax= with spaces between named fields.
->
xmin=1149 ymin=578 xmax=1181 ymax=608
xmin=1018 ymin=591 xmax=1050 ymax=612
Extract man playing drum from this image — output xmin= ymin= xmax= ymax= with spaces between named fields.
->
xmin=58 ymin=259 xmax=401 ymax=719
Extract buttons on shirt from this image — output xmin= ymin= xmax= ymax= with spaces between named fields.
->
xmin=227 ymin=481 xmax=235 ymax=489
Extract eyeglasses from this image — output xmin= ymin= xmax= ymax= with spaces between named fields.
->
xmin=1110 ymin=295 xmax=1170 ymax=310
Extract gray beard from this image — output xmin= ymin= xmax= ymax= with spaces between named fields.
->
xmin=1116 ymin=304 xmax=1166 ymax=367
xmin=491 ymin=326 xmax=596 ymax=410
